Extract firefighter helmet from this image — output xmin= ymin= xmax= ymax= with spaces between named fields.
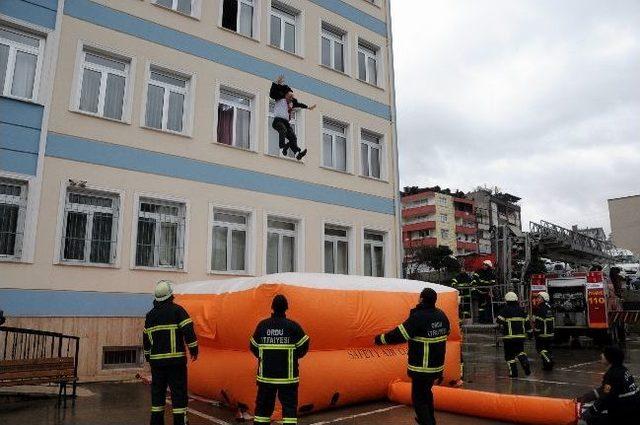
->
xmin=505 ymin=292 xmax=518 ymax=302
xmin=538 ymin=291 xmax=550 ymax=302
xmin=154 ymin=280 xmax=174 ymax=302
xmin=483 ymin=260 xmax=493 ymax=268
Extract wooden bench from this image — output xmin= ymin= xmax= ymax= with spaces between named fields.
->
xmin=0 ymin=357 xmax=77 ymax=406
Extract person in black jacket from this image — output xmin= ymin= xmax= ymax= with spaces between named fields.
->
xmin=269 ymin=75 xmax=316 ymax=160
xmin=532 ymin=291 xmax=555 ymax=371
xmin=578 ymin=346 xmax=640 ymax=425
xmin=143 ymin=280 xmax=198 ymax=425
xmin=473 ymin=260 xmax=496 ymax=323
xmin=250 ymin=295 xmax=310 ymax=425
xmin=496 ymin=292 xmax=531 ymax=378
xmin=375 ymin=288 xmax=451 ymax=425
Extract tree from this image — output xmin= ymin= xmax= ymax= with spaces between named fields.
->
xmin=403 ymin=245 xmax=459 ymax=281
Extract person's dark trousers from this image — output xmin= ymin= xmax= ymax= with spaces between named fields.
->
xmin=478 ymin=294 xmax=493 ymax=323
xmin=581 ymin=407 xmax=610 ymax=425
xmin=254 ymin=383 xmax=299 ymax=424
xmin=504 ymin=339 xmax=530 ymax=377
xmin=411 ymin=375 xmax=436 ymax=425
xmin=535 ymin=337 xmax=554 ymax=371
xmin=272 ymin=117 xmax=301 ymax=154
xmin=150 ymin=362 xmax=189 ymax=425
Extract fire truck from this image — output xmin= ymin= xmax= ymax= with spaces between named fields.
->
xmin=530 ymin=271 xmax=640 ymax=343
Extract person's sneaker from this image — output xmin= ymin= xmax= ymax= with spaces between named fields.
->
xmin=282 ymin=146 xmax=289 ymax=156
xmin=296 ymin=149 xmax=307 ymax=161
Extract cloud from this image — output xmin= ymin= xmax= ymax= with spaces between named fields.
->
xmin=391 ymin=0 xmax=640 ymax=233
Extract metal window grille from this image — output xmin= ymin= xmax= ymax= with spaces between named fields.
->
xmin=61 ymin=189 xmax=119 ymax=264
xmin=135 ymin=198 xmax=186 ymax=269
xmin=102 ymin=346 xmax=143 ymax=369
xmin=0 ymin=179 xmax=28 ymax=258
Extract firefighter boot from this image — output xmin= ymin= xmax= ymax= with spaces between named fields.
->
xmin=517 ymin=353 xmax=531 ymax=376
xmin=540 ymin=350 xmax=554 ymax=371
xmin=507 ymin=360 xmax=518 ymax=378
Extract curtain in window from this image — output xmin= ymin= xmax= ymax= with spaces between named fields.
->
xmin=267 ymin=233 xmax=279 ymax=274
xmin=217 ymin=104 xmax=234 ymax=145
xmin=104 ymin=74 xmax=125 ymax=120
xmin=324 ymin=241 xmax=334 ymax=273
xmin=371 ymin=147 xmax=381 ymax=178
xmin=270 ymin=15 xmax=281 ymax=46
xmin=231 ymin=230 xmax=246 ymax=271
xmin=235 ymin=108 xmax=250 ymax=149
xmin=336 ymin=136 xmax=347 ymax=171
xmin=374 ymin=246 xmax=384 ymax=277
xmin=64 ymin=212 xmax=87 ymax=261
xmin=145 ymin=85 xmax=164 ymax=129
xmin=156 ymin=0 xmax=172 ymax=7
xmin=0 ymin=203 xmax=18 ymax=256
xmin=177 ymin=0 xmax=192 ymax=14
xmin=321 ymin=38 xmax=331 ymax=67
xmin=361 ymin=144 xmax=369 ymax=177
xmin=268 ymin=117 xmax=281 ymax=156
xmin=322 ymin=134 xmax=333 ymax=167
xmin=79 ymin=69 xmax=101 ymax=113
xmin=364 ymin=244 xmax=372 ymax=276
xmin=282 ymin=235 xmax=295 ymax=272
xmin=212 ymin=226 xmax=227 ymax=271
xmin=334 ymin=43 xmax=344 ymax=71
xmin=90 ymin=212 xmax=113 ymax=264
xmin=239 ymin=3 xmax=253 ymax=37
xmin=367 ymin=57 xmax=377 ymax=84
xmin=358 ymin=52 xmax=366 ymax=80
xmin=167 ymin=91 xmax=185 ymax=132
xmin=222 ymin=0 xmax=238 ymax=31
xmin=284 ymin=22 xmax=295 ymax=52
xmin=159 ymin=222 xmax=177 ymax=266
xmin=337 ymin=241 xmax=348 ymax=274
xmin=11 ymin=51 xmax=36 ymax=99
xmin=0 ymin=44 xmax=9 ymax=93
xmin=136 ymin=218 xmax=155 ymax=266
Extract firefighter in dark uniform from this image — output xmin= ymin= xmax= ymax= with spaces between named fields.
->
xmin=474 ymin=260 xmax=496 ymax=323
xmin=578 ymin=345 xmax=640 ymax=425
xmin=496 ymin=292 xmax=531 ymax=378
xmin=375 ymin=288 xmax=451 ymax=425
xmin=532 ymin=291 xmax=555 ymax=371
xmin=250 ymin=295 xmax=310 ymax=425
xmin=143 ymin=280 xmax=198 ymax=425
xmin=451 ymin=269 xmax=473 ymax=319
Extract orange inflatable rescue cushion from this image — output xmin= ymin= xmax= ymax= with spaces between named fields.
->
xmin=174 ymin=273 xmax=461 ymax=414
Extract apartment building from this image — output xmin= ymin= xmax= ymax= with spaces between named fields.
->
xmin=608 ymin=195 xmax=640 ymax=256
xmin=468 ymin=188 xmax=522 ymax=254
xmin=401 ymin=189 xmax=478 ymax=256
xmin=0 ymin=0 xmax=400 ymax=378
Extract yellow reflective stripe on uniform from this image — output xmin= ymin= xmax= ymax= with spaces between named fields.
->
xmin=145 ymin=324 xmax=179 ymax=333
xmin=412 ymin=335 xmax=448 ymax=343
xmin=497 ymin=315 xmax=505 ymax=321
xmin=187 ymin=341 xmax=198 ymax=348
xmin=170 ymin=329 xmax=176 ymax=354
xmin=408 ymin=364 xmax=445 ymax=373
xmin=282 ymin=419 xmax=298 ymax=424
xmin=149 ymin=352 xmax=186 ymax=360
xmin=151 ymin=406 xmax=165 ymax=412
xmin=143 ymin=350 xmax=151 ymax=355
xmin=257 ymin=344 xmax=296 ymax=349
xmin=295 ymin=335 xmax=309 ymax=347
xmin=256 ymin=376 xmax=300 ymax=384
xmin=398 ymin=324 xmax=410 ymax=341
xmin=172 ymin=408 xmax=187 ymax=414
xmin=380 ymin=334 xmax=387 ymax=345
xmin=250 ymin=337 xmax=259 ymax=347
xmin=254 ymin=416 xmax=271 ymax=423
xmin=178 ymin=318 xmax=193 ymax=328
xmin=288 ymin=348 xmax=294 ymax=380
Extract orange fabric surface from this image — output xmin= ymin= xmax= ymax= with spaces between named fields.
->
xmin=388 ymin=381 xmax=578 ymax=425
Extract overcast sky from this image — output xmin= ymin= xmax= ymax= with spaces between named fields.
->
xmin=390 ymin=0 xmax=640 ymax=233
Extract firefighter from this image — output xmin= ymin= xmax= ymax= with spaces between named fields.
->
xmin=143 ymin=280 xmax=198 ymax=425
xmin=451 ymin=269 xmax=473 ymax=319
xmin=474 ymin=260 xmax=496 ymax=323
xmin=496 ymin=292 xmax=531 ymax=378
xmin=532 ymin=291 xmax=555 ymax=371
xmin=375 ymin=288 xmax=451 ymax=425
xmin=250 ymin=295 xmax=310 ymax=425
xmin=578 ymin=346 xmax=640 ymax=424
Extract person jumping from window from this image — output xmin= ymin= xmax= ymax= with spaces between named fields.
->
xmin=270 ymin=75 xmax=315 ymax=160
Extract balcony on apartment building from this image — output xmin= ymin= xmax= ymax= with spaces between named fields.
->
xmin=455 ymin=225 xmax=477 ymax=235
xmin=457 ymin=240 xmax=478 ymax=251
xmin=403 ymin=220 xmax=436 ymax=233
xmin=402 ymin=204 xmax=436 ymax=219
xmin=404 ymin=237 xmax=438 ymax=249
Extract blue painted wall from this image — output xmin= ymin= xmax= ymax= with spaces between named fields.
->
xmin=64 ymin=0 xmax=391 ymax=120
xmin=0 ymin=289 xmax=152 ymax=317
xmin=46 ymin=132 xmax=396 ymax=215
xmin=0 ymin=97 xmax=44 ymax=175
xmin=0 ymin=0 xmax=58 ymax=29
xmin=307 ymin=0 xmax=387 ymax=36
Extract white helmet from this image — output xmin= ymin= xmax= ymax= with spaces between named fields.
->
xmin=154 ymin=280 xmax=174 ymax=302
xmin=505 ymin=292 xmax=518 ymax=302
xmin=483 ymin=260 xmax=493 ymax=268
xmin=538 ymin=291 xmax=550 ymax=302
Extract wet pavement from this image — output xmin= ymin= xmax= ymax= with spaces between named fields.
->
xmin=2 ymin=333 xmax=639 ymax=425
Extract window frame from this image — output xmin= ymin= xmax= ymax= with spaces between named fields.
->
xmin=0 ymin=25 xmax=45 ymax=102
xmin=359 ymin=128 xmax=385 ymax=180
xmin=440 ymin=213 xmax=448 ymax=223
xmin=322 ymin=221 xmax=354 ymax=275
xmin=153 ymin=0 xmax=202 ymax=19
xmin=321 ymin=116 xmax=352 ymax=173
xmin=440 ymin=228 xmax=450 ymax=240
xmin=320 ymin=21 xmax=348 ymax=74
xmin=269 ymin=2 xmax=301 ymax=55
xmin=357 ymin=38 xmax=381 ymax=87
xmin=130 ymin=192 xmax=190 ymax=272
xmin=219 ymin=0 xmax=260 ymax=40
xmin=263 ymin=211 xmax=304 ymax=275
xmin=0 ymin=176 xmax=28 ymax=261
xmin=362 ymin=228 xmax=387 ymax=277
xmin=265 ymin=97 xmax=305 ymax=160
xmin=214 ymin=83 xmax=258 ymax=151
xmin=207 ymin=202 xmax=255 ymax=275
xmin=70 ymin=41 xmax=135 ymax=123
xmin=141 ymin=62 xmax=194 ymax=137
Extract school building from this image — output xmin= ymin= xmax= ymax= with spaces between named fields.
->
xmin=0 ymin=0 xmax=400 ymax=379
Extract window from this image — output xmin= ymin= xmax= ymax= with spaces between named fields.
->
xmin=102 ymin=346 xmax=143 ymax=369
xmin=76 ymin=48 xmax=129 ymax=121
xmin=324 ymin=225 xmax=349 ymax=274
xmin=364 ymin=231 xmax=384 ymax=277
xmin=268 ymin=100 xmax=298 ymax=158
xmin=321 ymin=23 xmax=345 ymax=72
xmin=438 ymin=196 xmax=447 ymax=206
xmin=266 ymin=218 xmax=297 ymax=273
xmin=270 ymin=3 xmax=298 ymax=54
xmin=440 ymin=214 xmax=448 ymax=223
xmin=135 ymin=198 xmax=186 ymax=269
xmin=211 ymin=210 xmax=248 ymax=273
xmin=222 ymin=0 xmax=254 ymax=37
xmin=145 ymin=67 xmax=190 ymax=133
xmin=0 ymin=26 xmax=43 ymax=101
xmin=322 ymin=118 xmax=348 ymax=171
xmin=0 ymin=179 xmax=27 ymax=259
xmin=155 ymin=0 xmax=194 ymax=15
xmin=440 ymin=229 xmax=449 ymax=240
xmin=360 ymin=130 xmax=382 ymax=179
xmin=217 ymin=88 xmax=253 ymax=149
xmin=357 ymin=41 xmax=378 ymax=85
xmin=61 ymin=189 xmax=119 ymax=265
